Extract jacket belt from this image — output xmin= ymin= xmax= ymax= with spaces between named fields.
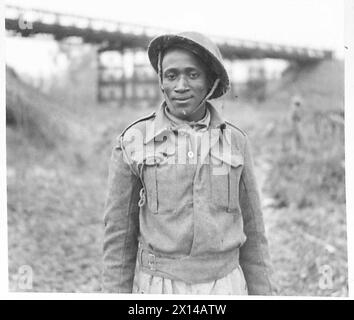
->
xmin=137 ymin=244 xmax=240 ymax=284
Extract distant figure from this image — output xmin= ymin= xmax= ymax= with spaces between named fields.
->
xmin=289 ymin=95 xmax=303 ymax=150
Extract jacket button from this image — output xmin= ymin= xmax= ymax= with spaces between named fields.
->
xmin=188 ymin=151 xmax=194 ymax=158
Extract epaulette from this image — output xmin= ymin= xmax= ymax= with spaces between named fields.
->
xmin=120 ymin=111 xmax=156 ymax=138
xmin=116 ymin=111 xmax=156 ymax=177
xmin=224 ymin=120 xmax=247 ymax=137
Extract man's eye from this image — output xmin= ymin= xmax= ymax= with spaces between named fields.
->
xmin=189 ymin=72 xmax=199 ymax=79
xmin=166 ymin=73 xmax=176 ymax=80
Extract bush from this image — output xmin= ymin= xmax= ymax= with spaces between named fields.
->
xmin=266 ymin=111 xmax=345 ymax=208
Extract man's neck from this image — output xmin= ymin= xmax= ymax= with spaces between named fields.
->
xmin=186 ymin=104 xmax=207 ymax=122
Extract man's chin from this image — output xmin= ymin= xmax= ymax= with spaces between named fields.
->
xmin=177 ymin=108 xmax=194 ymax=120
xmin=171 ymin=105 xmax=192 ymax=118
xmin=168 ymin=102 xmax=204 ymax=120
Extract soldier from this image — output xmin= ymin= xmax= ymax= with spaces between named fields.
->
xmin=289 ymin=94 xmax=303 ymax=151
xmin=102 ymin=31 xmax=275 ymax=295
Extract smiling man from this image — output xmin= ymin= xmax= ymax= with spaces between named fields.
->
xmin=102 ymin=31 xmax=276 ymax=295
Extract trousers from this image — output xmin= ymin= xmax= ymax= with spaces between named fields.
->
xmin=132 ymin=258 xmax=248 ymax=295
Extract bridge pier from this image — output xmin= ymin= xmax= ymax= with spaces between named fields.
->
xmin=97 ymin=46 xmax=161 ymax=107
xmin=97 ymin=45 xmax=127 ymax=105
xmin=130 ymin=49 xmax=160 ymax=106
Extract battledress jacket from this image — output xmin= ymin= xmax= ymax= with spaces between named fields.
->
xmin=102 ymin=101 xmax=275 ymax=295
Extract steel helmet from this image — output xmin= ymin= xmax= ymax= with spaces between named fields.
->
xmin=147 ymin=31 xmax=230 ymax=99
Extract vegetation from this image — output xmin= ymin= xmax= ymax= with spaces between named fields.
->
xmin=6 ymin=53 xmax=346 ymax=296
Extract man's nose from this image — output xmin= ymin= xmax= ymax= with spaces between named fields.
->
xmin=175 ymin=76 xmax=189 ymax=92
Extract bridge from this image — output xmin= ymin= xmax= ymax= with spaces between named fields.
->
xmin=5 ymin=5 xmax=333 ymax=103
xmin=5 ymin=5 xmax=333 ymax=61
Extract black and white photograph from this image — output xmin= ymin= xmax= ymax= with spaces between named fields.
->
xmin=2 ymin=0 xmax=350 ymax=297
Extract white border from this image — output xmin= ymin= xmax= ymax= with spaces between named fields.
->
xmin=0 ymin=2 xmax=9 ymax=300
xmin=344 ymin=0 xmax=354 ymax=299
xmin=0 ymin=0 xmax=352 ymax=300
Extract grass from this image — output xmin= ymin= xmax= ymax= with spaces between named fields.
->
xmin=6 ymin=58 xmax=347 ymax=296
xmin=222 ymin=92 xmax=347 ymax=296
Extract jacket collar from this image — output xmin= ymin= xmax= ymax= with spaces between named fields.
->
xmin=144 ymin=101 xmax=226 ymax=144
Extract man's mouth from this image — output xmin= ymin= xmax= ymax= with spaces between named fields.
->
xmin=174 ymin=97 xmax=192 ymax=103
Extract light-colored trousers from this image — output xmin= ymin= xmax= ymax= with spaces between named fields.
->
xmin=133 ymin=261 xmax=248 ymax=295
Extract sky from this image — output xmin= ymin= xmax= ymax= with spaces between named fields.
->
xmin=4 ymin=0 xmax=345 ymax=79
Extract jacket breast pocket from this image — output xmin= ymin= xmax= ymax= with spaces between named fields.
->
xmin=210 ymin=152 xmax=244 ymax=214
xmin=141 ymin=152 xmax=176 ymax=214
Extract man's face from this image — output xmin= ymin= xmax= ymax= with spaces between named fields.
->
xmin=161 ymin=48 xmax=210 ymax=121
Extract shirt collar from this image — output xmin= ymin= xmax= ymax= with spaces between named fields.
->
xmin=144 ymin=100 xmax=226 ymax=144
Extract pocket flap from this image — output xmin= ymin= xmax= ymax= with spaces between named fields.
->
xmin=228 ymin=154 xmax=244 ymax=167
xmin=210 ymin=151 xmax=244 ymax=168
xmin=142 ymin=151 xmax=175 ymax=166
